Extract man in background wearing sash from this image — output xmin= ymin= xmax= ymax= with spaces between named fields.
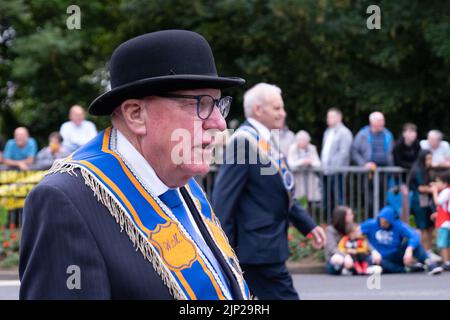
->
xmin=212 ymin=83 xmax=326 ymax=300
xmin=19 ymin=30 xmax=250 ymax=300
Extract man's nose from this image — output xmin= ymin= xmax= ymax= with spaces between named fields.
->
xmin=203 ymin=106 xmax=227 ymax=132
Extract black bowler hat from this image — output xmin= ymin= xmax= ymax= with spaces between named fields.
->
xmin=88 ymin=30 xmax=245 ymax=115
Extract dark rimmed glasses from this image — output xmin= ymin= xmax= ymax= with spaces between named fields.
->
xmin=156 ymin=93 xmax=232 ymax=120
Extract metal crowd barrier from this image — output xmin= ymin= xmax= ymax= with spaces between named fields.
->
xmin=198 ymin=166 xmax=409 ymax=225
xmin=0 ymin=166 xmax=409 ymax=227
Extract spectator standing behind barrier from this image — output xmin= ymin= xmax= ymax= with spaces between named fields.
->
xmin=60 ymin=105 xmax=98 ymax=152
xmin=325 ymin=206 xmax=381 ymax=275
xmin=430 ymin=171 xmax=450 ymax=271
xmin=2 ymin=127 xmax=37 ymax=171
xmin=420 ymin=130 xmax=450 ymax=168
xmin=407 ymin=150 xmax=442 ymax=262
xmin=352 ymin=111 xmax=394 ymax=169
xmin=279 ymin=122 xmax=295 ymax=157
xmin=360 ymin=206 xmax=443 ymax=275
xmin=321 ymin=108 xmax=353 ymax=219
xmin=287 ymin=130 xmax=321 ymax=204
xmin=393 ymin=123 xmax=421 ymax=169
xmin=33 ymin=132 xmax=71 ymax=170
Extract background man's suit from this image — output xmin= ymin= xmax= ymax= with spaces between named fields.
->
xmin=212 ymin=120 xmax=317 ymax=299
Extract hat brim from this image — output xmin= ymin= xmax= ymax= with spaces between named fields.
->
xmin=88 ymin=75 xmax=245 ymax=116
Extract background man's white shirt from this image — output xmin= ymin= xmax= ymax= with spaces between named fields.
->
xmin=60 ymin=120 xmax=98 ymax=151
xmin=420 ymin=140 xmax=450 ymax=166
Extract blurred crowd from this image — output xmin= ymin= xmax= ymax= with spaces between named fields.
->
xmin=0 ymin=105 xmax=97 ymax=171
xmin=324 ymin=169 xmax=450 ymax=276
xmin=283 ymin=109 xmax=450 ymax=201
xmin=219 ymin=107 xmax=450 ymax=276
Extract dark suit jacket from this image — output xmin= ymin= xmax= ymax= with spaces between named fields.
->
xmin=19 ymin=169 xmax=173 ymax=299
xmin=212 ymin=121 xmax=316 ymax=265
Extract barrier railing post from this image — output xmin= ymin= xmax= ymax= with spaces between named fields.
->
xmin=373 ymin=169 xmax=380 ymax=217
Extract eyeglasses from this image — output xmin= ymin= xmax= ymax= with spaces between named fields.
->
xmin=156 ymin=93 xmax=232 ymax=120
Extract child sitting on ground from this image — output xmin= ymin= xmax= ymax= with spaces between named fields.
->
xmin=338 ymin=224 xmax=370 ymax=275
xmin=431 ymin=171 xmax=450 ymax=271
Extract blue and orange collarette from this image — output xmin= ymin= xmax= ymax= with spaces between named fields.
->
xmin=48 ymin=127 xmax=250 ymax=300
xmin=233 ymin=125 xmax=295 ymax=207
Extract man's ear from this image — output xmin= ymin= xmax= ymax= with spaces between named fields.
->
xmin=119 ymin=99 xmax=147 ymax=136
xmin=253 ymin=104 xmax=262 ymax=117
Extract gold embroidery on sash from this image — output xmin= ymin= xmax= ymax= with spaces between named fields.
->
xmin=149 ymin=221 xmax=198 ymax=271
xmin=203 ymin=217 xmax=235 ymax=259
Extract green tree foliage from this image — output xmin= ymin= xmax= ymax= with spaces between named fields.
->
xmin=0 ymin=0 xmax=121 ymax=145
xmin=1 ymin=0 xmax=449 ymax=147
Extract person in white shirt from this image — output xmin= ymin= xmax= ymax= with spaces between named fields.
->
xmin=420 ymin=130 xmax=450 ymax=168
xmin=59 ymin=105 xmax=98 ymax=151
xmin=288 ymin=130 xmax=321 ymax=203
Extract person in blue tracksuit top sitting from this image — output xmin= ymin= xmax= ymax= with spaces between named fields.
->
xmin=360 ymin=206 xmax=443 ymax=275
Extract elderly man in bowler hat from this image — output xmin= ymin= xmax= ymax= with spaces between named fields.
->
xmin=19 ymin=30 xmax=251 ymax=300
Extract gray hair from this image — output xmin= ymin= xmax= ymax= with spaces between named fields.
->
xmin=369 ymin=111 xmax=384 ymax=122
xmin=295 ymin=130 xmax=311 ymax=143
xmin=243 ymin=83 xmax=282 ymax=118
xmin=428 ymin=129 xmax=443 ymax=140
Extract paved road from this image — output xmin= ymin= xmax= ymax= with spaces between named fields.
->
xmin=1 ymin=272 xmax=449 ymax=299
xmin=0 ymin=280 xmax=20 ymax=300
xmin=293 ymin=272 xmax=450 ymax=300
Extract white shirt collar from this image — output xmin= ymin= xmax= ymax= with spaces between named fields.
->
xmin=247 ymin=117 xmax=271 ymax=142
xmin=116 ymin=128 xmax=169 ymax=196
xmin=68 ymin=120 xmax=88 ymax=128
